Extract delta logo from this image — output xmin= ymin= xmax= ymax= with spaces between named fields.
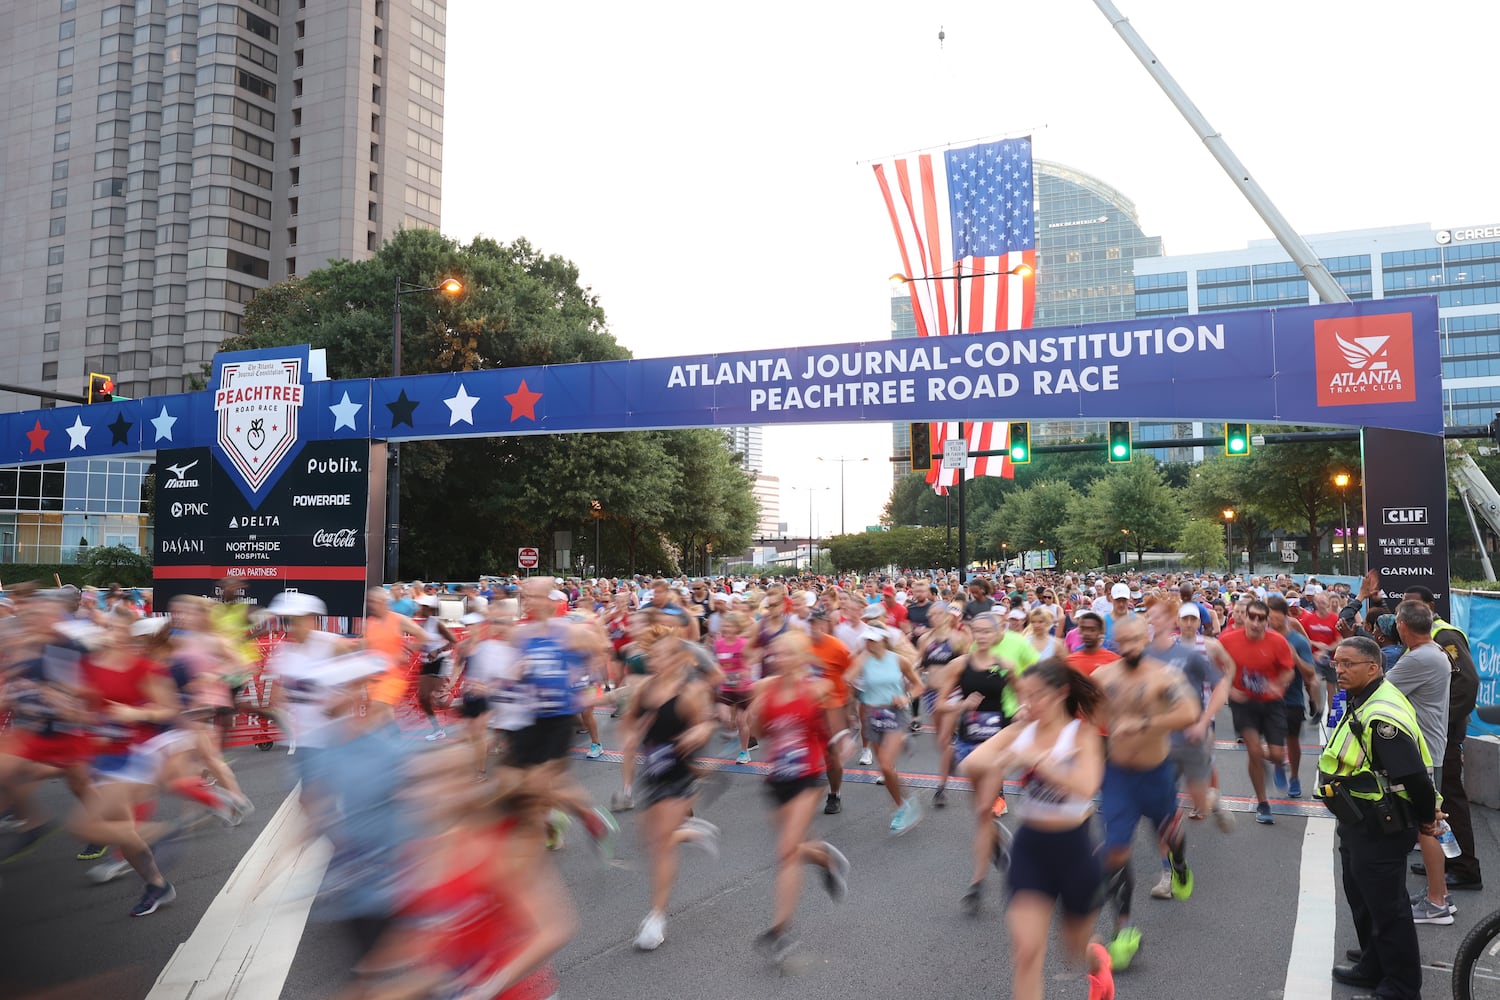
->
xmin=1314 ymin=313 xmax=1417 ymax=407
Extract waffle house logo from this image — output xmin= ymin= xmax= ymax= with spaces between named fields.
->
xmin=1314 ymin=314 xmax=1416 ymax=407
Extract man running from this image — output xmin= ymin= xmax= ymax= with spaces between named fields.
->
xmin=1218 ymin=599 xmax=1296 ymax=824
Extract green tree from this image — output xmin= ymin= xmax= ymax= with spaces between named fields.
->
xmin=980 ymin=480 xmax=1081 ymax=569
xmin=221 ymin=229 xmax=757 ymax=578
xmin=1058 ymin=462 xmax=1184 ymax=564
xmin=77 ymin=544 xmax=153 ymax=588
xmin=1178 ymin=518 xmax=1226 ymax=574
xmin=883 ymin=472 xmax=949 ymax=528
xmin=1244 ymin=437 xmax=1361 ymax=567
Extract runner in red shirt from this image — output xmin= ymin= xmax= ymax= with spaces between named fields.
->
xmin=1299 ymin=592 xmax=1341 ymax=724
xmin=1216 ymin=600 xmax=1295 ymax=825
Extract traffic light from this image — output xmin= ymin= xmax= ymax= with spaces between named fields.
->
xmin=1107 ymin=421 xmax=1132 ymax=463
xmin=909 ymin=422 xmax=933 ymax=472
xmin=1224 ymin=422 xmax=1250 ymax=457
xmin=87 ymin=373 xmax=114 ymax=403
xmin=1007 ymin=421 xmax=1031 ymax=464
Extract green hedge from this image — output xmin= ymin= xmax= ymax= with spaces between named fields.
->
xmin=0 ymin=554 xmax=154 ymax=590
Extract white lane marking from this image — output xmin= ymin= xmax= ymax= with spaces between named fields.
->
xmin=146 ymin=788 xmax=331 ymax=1000
xmin=1284 ymin=816 xmax=1338 ymax=1000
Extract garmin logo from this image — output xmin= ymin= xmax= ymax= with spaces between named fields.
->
xmin=308 ymin=457 xmax=362 ymax=475
xmin=293 ymin=494 xmax=352 ymax=507
xmin=312 ymin=528 xmax=358 ymax=548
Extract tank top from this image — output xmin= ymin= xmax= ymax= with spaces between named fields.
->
xmin=761 ymin=679 xmax=829 ymax=782
xmin=1010 ymin=718 xmax=1093 ymax=824
xmin=363 ymin=613 xmax=406 ymax=670
xmin=715 ymin=635 xmax=753 ymax=692
xmin=858 ymin=649 xmax=906 ymax=707
xmin=518 ymin=623 xmax=588 ymax=718
xmin=956 ymin=660 xmax=1010 ymax=744
xmin=638 ymin=684 xmax=693 ymax=783
xmin=921 ymin=635 xmax=959 ymax=671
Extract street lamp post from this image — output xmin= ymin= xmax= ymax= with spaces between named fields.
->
xmin=1222 ymin=508 xmax=1235 ymax=575
xmin=386 ymin=274 xmax=463 ymax=583
xmin=816 ymin=455 xmax=868 ymax=536
xmin=789 ymin=486 xmax=828 ymax=572
xmin=1333 ymin=472 xmax=1351 ymax=575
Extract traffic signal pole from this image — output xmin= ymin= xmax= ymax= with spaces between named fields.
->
xmin=0 ymin=383 xmax=87 ymax=405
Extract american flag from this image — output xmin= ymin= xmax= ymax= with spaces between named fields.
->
xmin=873 ymin=136 xmax=1036 ymax=489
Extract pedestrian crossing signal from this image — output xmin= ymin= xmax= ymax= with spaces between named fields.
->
xmin=1224 ymin=422 xmax=1250 ymax=457
xmin=87 ymin=373 xmax=114 ymax=403
xmin=909 ymin=422 xmax=933 ymax=472
xmin=1007 ymin=422 xmax=1031 ymax=464
xmin=1108 ymin=421 xmax=1132 ymax=463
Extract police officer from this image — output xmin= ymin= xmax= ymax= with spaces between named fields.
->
xmin=1319 ymin=635 xmax=1437 ymax=999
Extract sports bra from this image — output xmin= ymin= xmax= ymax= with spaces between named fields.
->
xmin=1010 ymin=718 xmax=1093 ymax=824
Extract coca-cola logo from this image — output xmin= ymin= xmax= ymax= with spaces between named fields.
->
xmin=312 ymin=528 xmax=358 ymax=548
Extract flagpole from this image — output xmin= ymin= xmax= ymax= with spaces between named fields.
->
xmin=855 ymin=127 xmax=1044 ymax=166
xmin=955 ymin=262 xmax=967 ymax=578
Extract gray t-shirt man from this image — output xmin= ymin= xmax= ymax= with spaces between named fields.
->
xmin=1386 ymin=642 xmax=1451 ymax=765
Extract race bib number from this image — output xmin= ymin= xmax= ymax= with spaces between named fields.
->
xmin=962 ymin=710 xmax=1004 ymax=742
xmin=769 ymin=743 xmax=808 ymax=781
xmin=723 ymin=671 xmax=744 ymax=690
xmin=1243 ymin=672 xmax=1268 ymax=695
xmin=640 ymin=744 xmax=678 ymax=780
xmin=870 ymin=708 xmax=900 ymax=732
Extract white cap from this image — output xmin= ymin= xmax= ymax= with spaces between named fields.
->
xmin=131 ymin=616 xmax=170 ymax=638
xmin=1110 ymin=583 xmax=1131 ymax=600
xmin=863 ymin=624 xmax=897 ymax=643
xmin=268 ymin=592 xmax=327 ymax=617
xmin=1178 ymin=604 xmax=1201 ymax=620
xmin=548 ymin=590 xmax=567 ymax=601
xmin=860 ymin=604 xmax=886 ymax=621
xmin=414 ymin=594 xmax=441 ymax=609
xmin=1007 ymin=607 xmax=1027 ymax=620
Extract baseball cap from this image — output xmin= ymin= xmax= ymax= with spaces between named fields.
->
xmin=1110 ymin=583 xmax=1131 ymax=600
xmin=881 ymin=584 xmax=895 ymax=596
xmin=414 ymin=594 xmax=441 ymax=609
xmin=860 ymin=604 xmax=886 ymax=621
xmin=1007 ymin=608 xmax=1027 ymax=621
xmin=268 ymin=592 xmax=327 ymax=617
xmin=863 ymin=624 xmax=895 ymax=642
xmin=1178 ymin=604 xmax=1201 ymax=620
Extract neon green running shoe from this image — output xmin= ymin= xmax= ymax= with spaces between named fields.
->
xmin=1171 ymin=864 xmax=1194 ymax=901
xmin=1106 ymin=925 xmax=1142 ymax=971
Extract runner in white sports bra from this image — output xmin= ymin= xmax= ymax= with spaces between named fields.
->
xmin=960 ymin=658 xmax=1115 ymax=1000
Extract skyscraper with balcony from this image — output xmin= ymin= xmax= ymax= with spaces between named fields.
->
xmin=0 ymin=0 xmax=446 ymax=407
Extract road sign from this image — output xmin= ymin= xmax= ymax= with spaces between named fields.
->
xmin=518 ymin=546 xmax=539 ymax=569
xmin=942 ymin=439 xmax=968 ymax=470
xmin=1280 ymin=540 xmax=1297 ymax=563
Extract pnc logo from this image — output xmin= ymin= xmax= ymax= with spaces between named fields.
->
xmin=1314 ymin=314 xmax=1417 ymax=407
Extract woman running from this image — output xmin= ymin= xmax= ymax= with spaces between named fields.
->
xmin=621 ymin=627 xmax=720 ymax=951
xmin=412 ymin=595 xmax=458 ymax=741
xmin=961 ymin=658 xmax=1114 ymax=1000
xmin=1027 ymin=607 xmax=1065 ymax=660
xmin=935 ymin=611 xmax=1026 ymax=911
xmin=714 ymin=610 xmax=757 ymax=763
xmin=845 ymin=623 xmax=923 ymax=834
xmin=919 ymin=601 xmax=967 ymax=807
xmin=746 ymin=630 xmax=850 ymax=964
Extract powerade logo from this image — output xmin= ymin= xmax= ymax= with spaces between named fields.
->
xmin=1314 ymin=314 xmax=1417 ymax=407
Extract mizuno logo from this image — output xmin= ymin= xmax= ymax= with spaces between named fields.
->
xmin=167 ymin=460 xmax=198 ymax=479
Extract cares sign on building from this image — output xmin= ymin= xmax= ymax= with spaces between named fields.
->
xmin=209 ymin=345 xmax=311 ymax=504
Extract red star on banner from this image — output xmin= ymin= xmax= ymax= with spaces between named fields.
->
xmin=25 ymin=419 xmax=48 ymax=454
xmin=504 ymin=380 xmax=543 ymax=422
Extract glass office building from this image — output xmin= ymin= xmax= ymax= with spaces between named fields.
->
xmin=0 ymin=457 xmax=152 ymax=564
xmin=1134 ymin=222 xmax=1500 ymax=429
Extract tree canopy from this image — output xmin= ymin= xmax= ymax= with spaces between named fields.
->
xmin=221 ymin=229 xmax=757 ymax=579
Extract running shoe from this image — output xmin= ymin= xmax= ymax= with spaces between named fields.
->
xmin=1105 ymin=926 xmax=1142 ymax=972
xmin=1255 ymin=802 xmax=1274 ymax=825
xmin=231 ymin=795 xmax=256 ymax=823
xmin=679 ymin=817 xmax=720 ymax=860
xmin=1171 ymin=864 xmax=1194 ymax=901
xmin=544 ymin=810 xmax=571 ymax=851
xmin=735 ymin=750 xmax=751 ymax=765
xmin=586 ymin=806 xmax=620 ymax=861
xmin=821 ymin=842 xmax=849 ymax=902
xmin=87 ymin=856 xmax=133 ymax=884
xmin=747 ymin=737 xmax=759 ymax=751
xmin=76 ymin=843 xmax=108 ymax=861
xmin=1412 ymin=895 xmax=1456 ymax=925
xmin=635 ymin=910 xmax=666 ymax=951
xmin=609 ymin=789 xmax=634 ymax=812
xmin=424 ymin=729 xmax=446 ymax=742
xmin=992 ymin=795 xmax=1008 ymax=818
xmin=857 ymin=748 xmax=873 ymax=766
xmin=908 ymin=718 xmax=922 ymax=733
xmin=961 ymin=882 xmax=982 ymax=916
xmin=1088 ymin=941 xmax=1116 ymax=1000
xmin=1288 ymin=777 xmax=1302 ymax=798
xmin=1149 ymin=869 xmax=1174 ymax=899
xmin=130 ymin=880 xmax=177 ymax=917
xmin=1271 ymin=762 xmax=1288 ymax=795
xmin=874 ymin=773 xmax=885 ymax=786
xmin=1209 ymin=790 xmax=1234 ymax=832
xmin=933 ymin=787 xmax=947 ymax=809
xmin=1409 ymin=890 xmax=1456 ymax=915
xmin=0 ymin=821 xmax=57 ymax=865
xmin=587 ymin=742 xmax=604 ymax=759
xmin=890 ymin=798 xmax=923 ymax=835
xmin=992 ymin=820 xmax=1013 ymax=872
xmin=755 ymin=928 xmax=797 ymax=965
xmin=823 ymin=793 xmax=841 ymax=815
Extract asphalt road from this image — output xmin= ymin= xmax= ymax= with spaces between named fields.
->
xmin=5 ymin=710 xmax=1498 ymax=1000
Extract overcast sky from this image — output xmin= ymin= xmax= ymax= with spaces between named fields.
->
xmin=440 ymin=0 xmax=1497 ymax=537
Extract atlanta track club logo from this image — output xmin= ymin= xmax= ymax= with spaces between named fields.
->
xmin=213 ymin=357 xmax=304 ymax=492
xmin=1314 ymin=313 xmax=1416 ymax=407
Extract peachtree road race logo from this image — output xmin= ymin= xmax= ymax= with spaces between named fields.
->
xmin=1314 ymin=313 xmax=1416 ymax=407
xmin=214 ymin=357 xmax=304 ymax=492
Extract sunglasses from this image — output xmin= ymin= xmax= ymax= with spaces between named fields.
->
xmin=1244 ymin=612 xmax=1268 ymax=622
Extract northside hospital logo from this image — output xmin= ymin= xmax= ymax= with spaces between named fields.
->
xmin=1313 ymin=314 xmax=1417 ymax=407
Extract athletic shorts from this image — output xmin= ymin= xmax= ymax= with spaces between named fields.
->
xmin=766 ymin=775 xmax=824 ymax=806
xmin=718 ymin=689 xmax=752 ymax=710
xmin=418 ymin=654 xmax=446 ymax=678
xmin=503 ymin=715 xmax=574 ymax=769
xmin=1230 ymin=699 xmax=1288 ymax=747
xmin=1283 ymin=704 xmax=1306 ymax=737
xmin=368 ymin=668 xmax=408 ymax=708
xmin=460 ymin=691 xmax=488 ymax=719
xmin=94 ymin=731 xmax=191 ymax=786
xmin=952 ymin=737 xmax=982 ymax=767
xmin=862 ymin=706 xmax=910 ymax=745
xmin=1007 ymin=823 xmax=1105 ymax=917
xmin=6 ymin=730 xmax=93 ymax=768
xmin=634 ymin=769 xmax=698 ymax=809
xmin=1167 ymin=738 xmax=1213 ymax=784
xmin=1101 ymin=758 xmax=1180 ymax=850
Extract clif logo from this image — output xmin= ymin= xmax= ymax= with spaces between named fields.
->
xmin=1314 ymin=314 xmax=1417 ymax=407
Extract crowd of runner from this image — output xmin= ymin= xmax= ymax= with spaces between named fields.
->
xmin=0 ymin=563 xmax=1475 ymax=999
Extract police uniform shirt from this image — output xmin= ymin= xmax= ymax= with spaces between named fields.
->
xmin=1343 ymin=678 xmax=1437 ymax=825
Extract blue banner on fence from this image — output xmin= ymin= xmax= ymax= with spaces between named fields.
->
xmin=1450 ymin=591 xmax=1500 ymax=737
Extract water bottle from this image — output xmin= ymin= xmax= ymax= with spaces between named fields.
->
xmin=1437 ymin=820 xmax=1462 ymax=859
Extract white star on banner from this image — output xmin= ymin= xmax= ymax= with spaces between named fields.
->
xmin=66 ymin=415 xmax=91 ymax=451
xmin=150 ymin=405 xmax=177 ymax=442
xmin=443 ymin=383 xmax=480 ymax=426
xmin=329 ymin=391 xmax=363 ymax=431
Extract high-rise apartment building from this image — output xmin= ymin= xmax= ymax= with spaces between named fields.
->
xmin=0 ymin=0 xmax=445 ymax=563
xmin=722 ymin=425 xmax=763 ymax=474
xmin=0 ymin=0 xmax=446 ymax=408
